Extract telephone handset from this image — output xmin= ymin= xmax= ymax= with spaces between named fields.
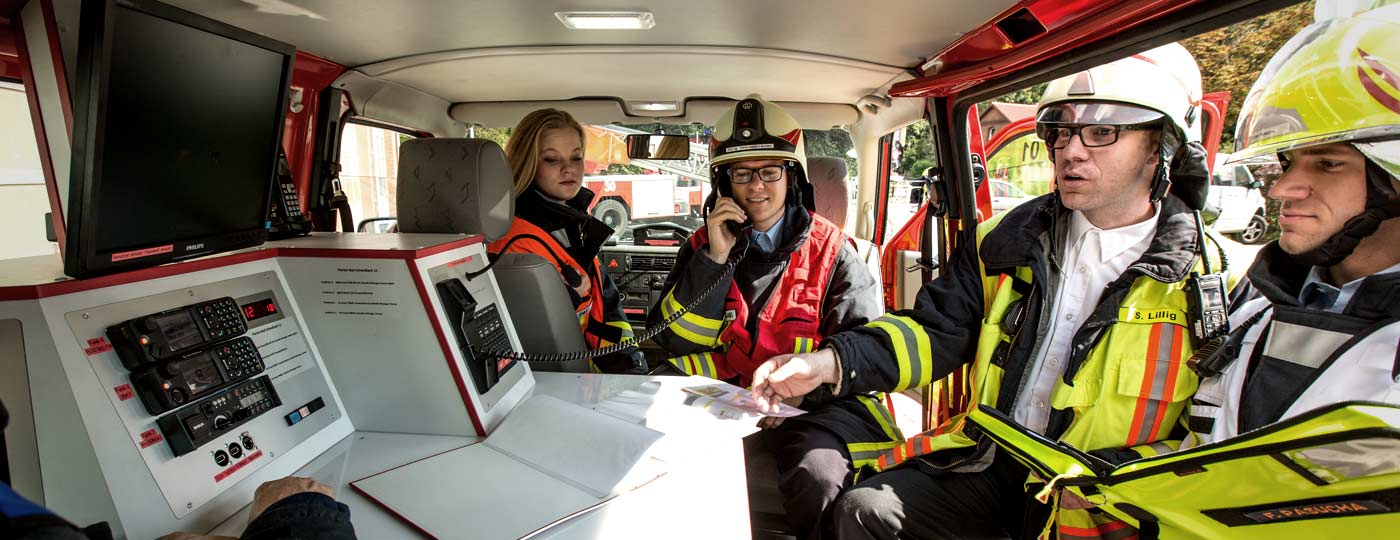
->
xmin=268 ymin=150 xmax=313 ymax=240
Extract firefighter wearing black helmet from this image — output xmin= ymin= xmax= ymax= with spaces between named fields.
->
xmin=648 ymin=95 xmax=897 ymax=539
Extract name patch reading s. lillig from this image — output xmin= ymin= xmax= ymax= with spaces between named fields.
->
xmin=1118 ymin=307 xmax=1185 ymax=324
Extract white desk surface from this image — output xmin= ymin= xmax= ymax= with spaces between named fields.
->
xmin=211 ymin=372 xmax=753 ymax=539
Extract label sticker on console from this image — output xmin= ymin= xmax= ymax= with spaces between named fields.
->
xmin=85 ymin=336 xmax=113 ymax=356
xmin=114 ymin=384 xmax=135 ymax=401
xmin=139 ymin=429 xmax=164 ymax=449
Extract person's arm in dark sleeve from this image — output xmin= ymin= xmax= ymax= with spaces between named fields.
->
xmin=240 ymin=492 xmax=355 ymax=540
xmin=647 ymin=237 xmax=732 ymax=356
xmin=818 ymin=242 xmax=883 ymax=337
xmin=1 ymin=482 xmax=95 ymax=540
xmin=589 ymin=269 xmax=648 ymax=374
xmin=822 ymin=231 xmax=987 ymax=396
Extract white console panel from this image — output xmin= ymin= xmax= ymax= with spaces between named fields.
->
xmin=0 ymin=233 xmax=530 ymax=540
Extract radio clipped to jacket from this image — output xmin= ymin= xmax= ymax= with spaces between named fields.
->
xmin=1184 ymin=271 xmax=1229 ymax=346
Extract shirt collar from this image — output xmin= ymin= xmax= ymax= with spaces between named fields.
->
xmin=1299 ymin=260 xmax=1400 ymax=312
xmin=752 ymin=214 xmax=786 ymax=254
xmin=1067 ymin=203 xmax=1160 ymax=264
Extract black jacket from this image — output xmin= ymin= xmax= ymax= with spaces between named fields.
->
xmin=827 ymin=194 xmax=1212 ymax=443
xmin=514 ymin=187 xmax=646 ymax=373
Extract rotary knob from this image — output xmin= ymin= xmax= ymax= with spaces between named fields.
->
xmin=212 ymin=414 xmax=230 ymax=431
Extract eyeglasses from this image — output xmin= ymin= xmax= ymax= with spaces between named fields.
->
xmin=1038 ymin=123 xmax=1158 ymax=150
xmin=728 ymin=164 xmax=787 ymax=184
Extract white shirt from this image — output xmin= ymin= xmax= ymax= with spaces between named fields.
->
xmin=1013 ymin=205 xmax=1160 ymax=434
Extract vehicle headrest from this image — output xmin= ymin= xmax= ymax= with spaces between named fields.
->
xmin=807 ymin=156 xmax=849 ymax=229
xmin=395 ymin=138 xmax=515 ymax=242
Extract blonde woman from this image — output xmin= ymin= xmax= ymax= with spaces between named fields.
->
xmin=486 ymin=109 xmax=646 ymax=374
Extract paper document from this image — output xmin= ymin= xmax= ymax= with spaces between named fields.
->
xmin=681 ymin=383 xmax=805 ymax=419
xmin=486 ymin=394 xmax=665 ymax=497
xmin=351 ymin=394 xmax=668 ymax=539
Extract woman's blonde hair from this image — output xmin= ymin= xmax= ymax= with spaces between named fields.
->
xmin=504 ymin=108 xmax=586 ymax=196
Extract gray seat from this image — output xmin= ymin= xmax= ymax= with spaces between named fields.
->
xmin=807 ymin=156 xmax=882 ymax=310
xmin=396 ymin=138 xmax=590 ymax=373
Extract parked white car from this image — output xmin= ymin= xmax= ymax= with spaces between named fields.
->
xmin=990 ymin=179 xmax=1034 ymax=215
xmin=1208 ymin=153 xmax=1269 ymax=244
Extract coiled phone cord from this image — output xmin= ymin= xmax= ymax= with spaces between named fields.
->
xmin=466 ymin=233 xmax=749 ymax=362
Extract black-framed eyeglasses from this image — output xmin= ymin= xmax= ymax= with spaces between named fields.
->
xmin=1038 ymin=123 xmax=1158 ymax=150
xmin=728 ymin=164 xmax=788 ymax=184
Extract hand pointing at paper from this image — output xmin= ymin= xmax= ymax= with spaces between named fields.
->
xmin=750 ymin=349 xmax=841 ymax=413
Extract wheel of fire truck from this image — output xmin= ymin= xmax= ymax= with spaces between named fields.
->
xmin=593 ymin=198 xmax=630 ymax=233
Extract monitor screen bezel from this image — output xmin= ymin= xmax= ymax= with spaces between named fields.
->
xmin=64 ymin=0 xmax=296 ymax=278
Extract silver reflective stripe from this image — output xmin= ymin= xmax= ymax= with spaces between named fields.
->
xmin=1131 ymin=323 xmax=1177 ymax=446
xmin=695 ymin=354 xmax=715 ymax=378
xmin=1263 ymin=321 xmax=1353 ymax=368
xmin=671 ymin=315 xmax=721 ymax=342
xmin=1147 ymin=441 xmax=1174 ymax=456
xmin=1291 ymin=437 xmax=1400 ymax=483
xmin=849 ymin=448 xmax=883 ymax=465
xmin=879 ymin=316 xmax=923 ymax=389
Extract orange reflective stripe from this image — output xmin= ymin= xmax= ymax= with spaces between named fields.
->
xmin=1126 ymin=323 xmax=1184 ymax=447
xmin=1058 ymin=520 xmax=1138 ymax=540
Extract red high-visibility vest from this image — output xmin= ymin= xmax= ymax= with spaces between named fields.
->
xmin=488 ymin=218 xmax=611 ymax=347
xmin=686 ymin=213 xmax=846 ymax=386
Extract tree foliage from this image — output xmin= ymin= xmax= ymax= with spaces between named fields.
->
xmin=895 ymin=121 xmax=934 ymax=177
xmin=469 ymin=126 xmax=512 ymax=149
xmin=1182 ymin=1 xmax=1315 ymax=152
xmin=803 ymin=128 xmax=857 ymax=177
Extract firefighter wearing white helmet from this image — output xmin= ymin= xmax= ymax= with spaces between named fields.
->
xmin=648 ymin=95 xmax=894 ymax=540
xmin=745 ymin=46 xmax=1237 ymax=540
xmin=1185 ymin=2 xmax=1400 ymax=484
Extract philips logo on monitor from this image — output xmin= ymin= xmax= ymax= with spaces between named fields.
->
xmin=186 ymin=243 xmax=206 ymax=251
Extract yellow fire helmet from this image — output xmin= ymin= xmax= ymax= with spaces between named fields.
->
xmin=1233 ymin=4 xmax=1400 ymax=266
xmin=708 ymin=94 xmax=814 ymax=211
xmin=1234 ymin=4 xmax=1400 ymax=179
xmin=1037 ymin=43 xmax=1208 ymax=208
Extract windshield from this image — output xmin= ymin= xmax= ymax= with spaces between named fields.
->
xmin=581 ymin=124 xmax=857 ymax=244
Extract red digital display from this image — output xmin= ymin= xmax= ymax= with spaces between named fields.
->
xmin=240 ymin=298 xmax=279 ymax=321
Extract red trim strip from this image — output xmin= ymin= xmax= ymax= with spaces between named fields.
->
xmin=0 ymin=236 xmax=484 ymax=301
xmin=405 ymin=258 xmax=487 ymax=436
xmin=38 ymin=0 xmax=70 ymax=136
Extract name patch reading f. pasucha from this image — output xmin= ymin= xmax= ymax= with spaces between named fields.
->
xmin=1244 ymin=500 xmax=1387 ymax=523
xmin=1203 ymin=489 xmax=1400 ymax=527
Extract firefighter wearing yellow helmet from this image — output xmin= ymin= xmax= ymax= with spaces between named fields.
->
xmin=747 ymin=44 xmax=1235 ymax=539
xmin=1187 ymin=1 xmax=1400 ymax=464
xmin=648 ymin=95 xmax=895 ymax=540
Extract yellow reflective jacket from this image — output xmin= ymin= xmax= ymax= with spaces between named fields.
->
xmin=824 ymin=194 xmax=1233 ymax=538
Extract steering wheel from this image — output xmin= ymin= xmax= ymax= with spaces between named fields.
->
xmin=629 ymin=222 xmax=693 ymax=246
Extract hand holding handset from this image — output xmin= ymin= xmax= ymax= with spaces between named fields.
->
xmin=706 ymin=196 xmax=751 ymax=263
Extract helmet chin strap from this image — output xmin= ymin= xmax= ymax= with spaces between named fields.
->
xmin=1296 ymin=160 xmax=1400 ymax=268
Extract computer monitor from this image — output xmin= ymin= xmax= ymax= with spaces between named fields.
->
xmin=65 ymin=0 xmax=296 ymax=278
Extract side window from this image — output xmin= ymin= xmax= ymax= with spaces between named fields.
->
xmin=884 ymin=119 xmax=933 ymax=244
xmin=1235 ymin=165 xmax=1253 ymax=186
xmin=0 ymin=80 xmax=58 ymax=260
xmin=339 ymin=122 xmax=416 ymax=232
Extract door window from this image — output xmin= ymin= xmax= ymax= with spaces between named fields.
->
xmin=339 ymin=122 xmax=415 ymax=231
xmin=0 ymin=80 xmax=58 ymax=260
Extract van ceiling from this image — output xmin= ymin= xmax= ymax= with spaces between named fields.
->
xmin=162 ymin=0 xmax=1016 ymax=108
